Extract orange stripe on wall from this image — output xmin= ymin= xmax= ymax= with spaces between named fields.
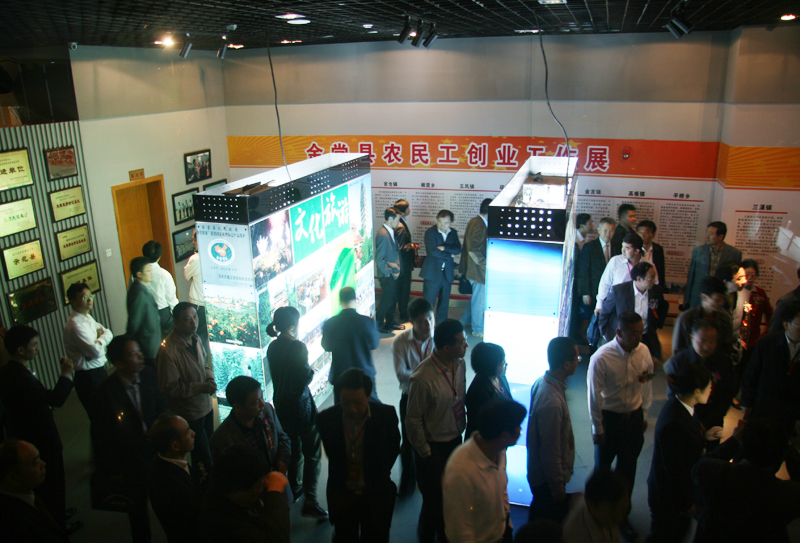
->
xmin=718 ymin=144 xmax=800 ymax=189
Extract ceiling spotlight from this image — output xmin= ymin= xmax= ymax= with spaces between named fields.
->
xmin=222 ymin=34 xmax=227 ymax=40
xmin=397 ymin=15 xmax=414 ymax=43
xmin=179 ymin=42 xmax=192 ymax=58
xmin=217 ymin=43 xmax=228 ymax=59
xmin=368 ymin=30 xmax=378 ymax=34
xmin=409 ymin=31 xmax=417 ymax=37
xmin=412 ymin=21 xmax=425 ymax=47
xmin=275 ymin=13 xmax=305 ymax=20
xmin=665 ymin=21 xmax=683 ymax=39
xmin=229 ymin=44 xmax=244 ymax=49
xmin=287 ymin=19 xmax=311 ymax=25
xmin=781 ymin=14 xmax=796 ymax=21
xmin=538 ymin=0 xmax=567 ymax=4
xmin=515 ymin=29 xmax=540 ymax=33
xmin=671 ymin=13 xmax=692 ymax=34
xmin=423 ymin=24 xmax=438 ymax=48
xmin=162 ymin=35 xmax=174 ymax=46
xmin=363 ymin=24 xmax=373 ymax=29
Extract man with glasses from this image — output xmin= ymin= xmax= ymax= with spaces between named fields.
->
xmin=405 ymin=319 xmax=467 ymax=543
xmin=63 ymin=282 xmax=112 ymax=417
xmin=527 ymin=337 xmax=580 ymax=523
xmin=742 ymin=300 xmax=800 ymax=435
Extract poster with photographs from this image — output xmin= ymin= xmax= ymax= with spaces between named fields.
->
xmin=205 ymin=285 xmax=260 ymax=349
xmin=172 ymin=188 xmax=197 ymax=225
xmin=44 ymin=146 xmax=78 ymax=180
xmin=184 ymin=149 xmax=212 ymax=184
xmin=252 ymin=210 xmax=294 ymax=290
xmin=7 ymin=277 xmax=58 ymax=325
xmin=172 ymin=225 xmax=196 ymax=262
xmin=293 ymin=255 xmax=330 ymax=317
xmin=209 ymin=343 xmax=265 ymax=415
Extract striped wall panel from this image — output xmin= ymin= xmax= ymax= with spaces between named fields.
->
xmin=0 ymin=121 xmax=111 ymax=388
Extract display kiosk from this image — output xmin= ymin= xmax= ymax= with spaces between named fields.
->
xmin=194 ymin=153 xmax=375 ymax=418
xmin=484 ymin=155 xmax=578 ymax=505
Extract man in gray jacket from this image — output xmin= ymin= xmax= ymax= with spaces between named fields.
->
xmin=527 ymin=337 xmax=580 ymax=523
xmin=459 ymin=198 xmax=491 ymax=338
xmin=126 ymin=257 xmax=161 ymax=368
xmin=683 ymin=221 xmax=742 ymax=308
xmin=374 ymin=207 xmax=403 ymax=333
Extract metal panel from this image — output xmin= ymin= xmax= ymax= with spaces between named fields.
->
xmin=0 ymin=122 xmax=111 ymax=388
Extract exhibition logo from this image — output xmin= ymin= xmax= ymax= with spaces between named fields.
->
xmin=208 ymin=239 xmax=235 ymax=265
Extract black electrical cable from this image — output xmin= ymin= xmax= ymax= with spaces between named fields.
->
xmin=535 ymin=15 xmax=571 ymax=185
xmin=263 ymin=26 xmax=291 ymax=182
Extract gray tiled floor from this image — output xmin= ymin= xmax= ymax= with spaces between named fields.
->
xmin=57 ymin=315 xmax=799 ymax=542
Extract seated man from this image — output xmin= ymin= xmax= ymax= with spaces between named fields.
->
xmin=209 ymin=376 xmax=295 ymax=507
xmin=199 ymin=445 xmax=290 ymax=543
xmin=147 ymin=414 xmax=203 ymax=543
xmin=693 ymin=418 xmax=800 ymax=543
xmin=562 ymin=469 xmax=629 ymax=543
xmin=0 ymin=439 xmax=69 ymax=543
xmin=317 ymin=369 xmax=400 ymax=543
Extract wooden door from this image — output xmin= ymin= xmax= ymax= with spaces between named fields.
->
xmin=111 ymin=175 xmax=174 ymax=286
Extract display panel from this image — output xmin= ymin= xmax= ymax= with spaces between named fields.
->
xmin=44 ymin=146 xmax=78 ymax=181
xmin=58 ymin=260 xmax=101 ymax=304
xmin=49 ymin=186 xmax=86 ymax=222
xmin=0 ymin=198 xmax=37 ymax=238
xmin=2 ymin=239 xmax=45 ymax=281
xmin=7 ymin=277 xmax=58 ymax=325
xmin=199 ymin=170 xmax=374 ymax=415
xmin=0 ymin=148 xmax=34 ymax=192
xmin=56 ymin=225 xmax=91 ymax=261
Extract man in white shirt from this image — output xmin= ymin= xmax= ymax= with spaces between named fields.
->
xmin=442 ymin=398 xmax=526 ymax=543
xmin=63 ymin=282 xmax=113 ymax=416
xmin=143 ymin=240 xmax=179 ymax=338
xmin=392 ymin=297 xmax=435 ymax=498
xmin=406 ymin=318 xmax=467 ymax=543
xmin=588 ymin=311 xmax=653 ymax=539
xmin=183 ymin=229 xmax=208 ymax=345
xmin=594 ymin=233 xmax=644 ymax=315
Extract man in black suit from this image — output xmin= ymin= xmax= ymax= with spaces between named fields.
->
xmin=599 ymin=262 xmax=668 ymax=360
xmin=393 ymin=199 xmax=418 ymax=322
xmin=317 ymin=368 xmax=400 ymax=543
xmin=0 ymin=439 xmax=69 ymax=543
xmin=742 ymin=300 xmax=800 ymax=435
xmin=0 ymin=325 xmax=74 ymax=529
xmin=126 ymin=256 xmax=161 ymax=367
xmin=693 ymin=418 xmax=800 ymax=543
xmin=610 ymin=204 xmax=636 ymax=254
xmin=147 ymin=414 xmax=202 ymax=543
xmin=636 ymin=220 xmax=666 ymax=286
xmin=579 ymin=217 xmax=618 ymax=324
xmin=769 ymin=266 xmax=800 ymax=335
xmin=93 ymin=334 xmax=168 ymax=543
xmin=322 ymin=287 xmax=381 ymax=401
xmin=419 ymin=209 xmax=461 ymax=323
xmin=374 ymin=207 xmax=404 ymax=333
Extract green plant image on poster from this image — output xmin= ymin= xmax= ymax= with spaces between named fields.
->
xmin=205 ymin=285 xmax=260 ymax=349
xmin=327 ymin=243 xmax=356 ymax=315
xmin=289 ymin=195 xmax=325 ymax=264
xmin=210 ymin=343 xmax=265 ymax=408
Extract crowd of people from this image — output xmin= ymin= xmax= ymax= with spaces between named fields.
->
xmin=1 ymin=202 xmax=800 ymax=543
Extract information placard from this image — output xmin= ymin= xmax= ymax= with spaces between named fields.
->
xmin=0 ymin=198 xmax=37 ymax=238
xmin=49 ymin=186 xmax=86 ymax=222
xmin=56 ymin=225 xmax=91 ymax=261
xmin=58 ymin=260 xmax=100 ymax=304
xmin=0 ymin=148 xmax=34 ymax=192
xmin=43 ymin=146 xmax=78 ymax=180
xmin=7 ymin=278 xmax=58 ymax=325
xmin=2 ymin=239 xmax=44 ymax=280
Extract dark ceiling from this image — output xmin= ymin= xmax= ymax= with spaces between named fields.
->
xmin=0 ymin=0 xmax=798 ymax=51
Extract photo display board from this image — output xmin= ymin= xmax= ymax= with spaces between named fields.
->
xmin=197 ymin=168 xmax=374 ymax=415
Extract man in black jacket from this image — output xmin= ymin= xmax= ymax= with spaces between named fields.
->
xmin=393 ymin=199 xmax=418 ymax=322
xmin=199 ymin=445 xmax=290 ymax=543
xmin=742 ymin=300 xmax=800 ymax=434
xmin=126 ymin=256 xmax=161 ymax=367
xmin=419 ymin=210 xmax=461 ymax=324
xmin=0 ymin=439 xmax=69 ymax=543
xmin=147 ymin=414 xmax=202 ymax=543
xmin=579 ymin=217 xmax=618 ymax=325
xmin=322 ymin=287 xmax=381 ymax=401
xmin=610 ymin=204 xmax=636 ymax=255
xmin=0 ymin=325 xmax=74 ymax=529
xmin=93 ymin=334 xmax=168 ymax=543
xmin=636 ymin=220 xmax=666 ymax=286
xmin=317 ymin=368 xmax=400 ymax=543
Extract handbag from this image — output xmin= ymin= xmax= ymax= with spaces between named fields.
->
xmin=458 ymin=275 xmax=473 ymax=295
xmin=586 ymin=313 xmax=602 ymax=347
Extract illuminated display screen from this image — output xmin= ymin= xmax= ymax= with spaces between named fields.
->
xmin=197 ymin=173 xmax=374 ymax=414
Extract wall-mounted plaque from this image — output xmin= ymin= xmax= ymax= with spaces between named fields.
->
xmin=172 ymin=225 xmax=195 ymax=263
xmin=0 ymin=198 xmax=37 ymax=238
xmin=44 ymin=146 xmax=78 ymax=181
xmin=7 ymin=278 xmax=58 ymax=325
xmin=49 ymin=185 xmax=86 ymax=222
xmin=184 ymin=149 xmax=212 ymax=184
xmin=0 ymin=148 xmax=34 ymax=193
xmin=56 ymin=225 xmax=91 ymax=261
xmin=2 ymin=239 xmax=45 ymax=281
xmin=172 ymin=188 xmax=198 ymax=226
xmin=58 ymin=260 xmax=100 ymax=304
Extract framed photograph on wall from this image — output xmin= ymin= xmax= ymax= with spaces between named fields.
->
xmin=172 ymin=188 xmax=198 ymax=225
xmin=203 ymin=179 xmax=227 ymax=191
xmin=43 ymin=146 xmax=78 ymax=180
xmin=55 ymin=224 xmax=91 ymax=261
xmin=184 ymin=149 xmax=212 ymax=184
xmin=0 ymin=197 xmax=37 ymax=238
xmin=172 ymin=225 xmax=196 ymax=263
xmin=7 ymin=277 xmax=58 ymax=325
xmin=2 ymin=238 xmax=45 ymax=281
xmin=58 ymin=260 xmax=101 ymax=304
xmin=0 ymin=148 xmax=34 ymax=193
xmin=49 ymin=185 xmax=86 ymax=222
